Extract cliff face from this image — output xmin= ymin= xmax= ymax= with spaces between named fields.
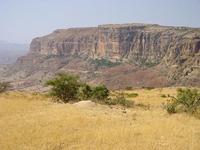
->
xmin=29 ymin=28 xmax=98 ymax=57
xmin=29 ymin=24 xmax=200 ymax=64
xmin=4 ymin=23 xmax=200 ymax=89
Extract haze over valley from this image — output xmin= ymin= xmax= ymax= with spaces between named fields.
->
xmin=0 ymin=40 xmax=28 ymax=64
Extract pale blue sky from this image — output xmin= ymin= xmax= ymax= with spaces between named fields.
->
xmin=1 ymin=0 xmax=200 ymax=44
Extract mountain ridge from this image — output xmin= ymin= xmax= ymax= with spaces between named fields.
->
xmin=1 ymin=23 xmax=200 ymax=90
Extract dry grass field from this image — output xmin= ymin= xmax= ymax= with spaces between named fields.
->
xmin=0 ymin=88 xmax=200 ymax=150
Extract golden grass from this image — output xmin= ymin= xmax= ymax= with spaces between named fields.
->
xmin=0 ymin=88 xmax=200 ymax=150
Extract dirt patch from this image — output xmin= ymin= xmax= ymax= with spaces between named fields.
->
xmin=73 ymin=100 xmax=97 ymax=108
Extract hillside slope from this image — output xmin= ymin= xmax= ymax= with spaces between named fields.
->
xmin=2 ymin=23 xmax=200 ymax=89
xmin=0 ymin=88 xmax=200 ymax=150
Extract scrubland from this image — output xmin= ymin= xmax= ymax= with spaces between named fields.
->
xmin=0 ymin=88 xmax=200 ymax=150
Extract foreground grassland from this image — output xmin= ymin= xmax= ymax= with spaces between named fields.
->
xmin=0 ymin=88 xmax=200 ymax=150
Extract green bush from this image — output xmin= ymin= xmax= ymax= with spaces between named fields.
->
xmin=0 ymin=82 xmax=10 ymax=93
xmin=125 ymin=92 xmax=139 ymax=98
xmin=136 ymin=103 xmax=150 ymax=110
xmin=92 ymin=85 xmax=109 ymax=101
xmin=78 ymin=83 xmax=92 ymax=100
xmin=91 ymin=58 xmax=121 ymax=68
xmin=45 ymin=73 xmax=81 ymax=103
xmin=160 ymin=94 xmax=167 ymax=98
xmin=46 ymin=73 xmax=111 ymax=103
xmin=165 ymin=88 xmax=200 ymax=115
xmin=140 ymin=59 xmax=158 ymax=68
xmin=144 ymin=61 xmax=158 ymax=68
xmin=105 ymin=92 xmax=134 ymax=107
xmin=45 ymin=73 xmax=135 ymax=108
xmin=125 ymin=86 xmax=133 ymax=90
xmin=142 ymin=86 xmax=155 ymax=90
xmin=114 ymin=94 xmax=134 ymax=107
xmin=165 ymin=100 xmax=177 ymax=114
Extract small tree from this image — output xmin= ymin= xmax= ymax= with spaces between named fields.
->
xmin=45 ymin=73 xmax=81 ymax=103
xmin=0 ymin=82 xmax=10 ymax=93
xmin=92 ymin=84 xmax=109 ymax=101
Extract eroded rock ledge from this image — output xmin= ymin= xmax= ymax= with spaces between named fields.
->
xmin=3 ymin=23 xmax=200 ymax=90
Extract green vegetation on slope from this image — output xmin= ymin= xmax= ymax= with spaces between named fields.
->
xmin=91 ymin=58 xmax=121 ymax=68
xmin=45 ymin=73 xmax=133 ymax=107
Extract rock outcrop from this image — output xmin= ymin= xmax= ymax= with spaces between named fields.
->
xmin=2 ymin=23 xmax=200 ymax=89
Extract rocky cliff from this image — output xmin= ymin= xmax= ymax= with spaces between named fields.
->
xmin=2 ymin=23 xmax=200 ymax=90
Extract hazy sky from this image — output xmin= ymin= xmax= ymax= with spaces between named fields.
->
xmin=1 ymin=0 xmax=200 ymax=44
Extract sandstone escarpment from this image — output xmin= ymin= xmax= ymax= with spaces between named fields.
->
xmin=28 ymin=24 xmax=200 ymax=64
xmin=4 ymin=23 xmax=200 ymax=89
xmin=29 ymin=28 xmax=98 ymax=58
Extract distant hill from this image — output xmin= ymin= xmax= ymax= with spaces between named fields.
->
xmin=2 ymin=23 xmax=200 ymax=89
xmin=0 ymin=41 xmax=29 ymax=64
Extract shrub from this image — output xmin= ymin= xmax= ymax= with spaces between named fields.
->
xmin=114 ymin=93 xmax=134 ymax=107
xmin=45 ymin=73 xmax=135 ymax=108
xmin=165 ymin=88 xmax=200 ymax=115
xmin=91 ymin=58 xmax=121 ymax=68
xmin=165 ymin=100 xmax=177 ymax=114
xmin=105 ymin=92 xmax=134 ymax=107
xmin=144 ymin=61 xmax=158 ymax=68
xmin=136 ymin=103 xmax=150 ymax=110
xmin=45 ymin=73 xmax=81 ymax=103
xmin=176 ymin=88 xmax=200 ymax=113
xmin=160 ymin=94 xmax=167 ymax=98
xmin=46 ymin=73 xmax=111 ymax=103
xmin=92 ymin=85 xmax=109 ymax=101
xmin=125 ymin=92 xmax=139 ymax=98
xmin=142 ymin=86 xmax=155 ymax=90
xmin=78 ymin=83 xmax=92 ymax=100
xmin=140 ymin=59 xmax=158 ymax=68
xmin=125 ymin=86 xmax=133 ymax=90
xmin=0 ymin=82 xmax=10 ymax=93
